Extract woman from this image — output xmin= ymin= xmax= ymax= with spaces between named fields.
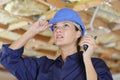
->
xmin=0 ymin=8 xmax=113 ymax=80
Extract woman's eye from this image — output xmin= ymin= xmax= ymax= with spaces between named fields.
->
xmin=63 ymin=24 xmax=69 ymax=28
xmin=53 ymin=25 xmax=57 ymax=30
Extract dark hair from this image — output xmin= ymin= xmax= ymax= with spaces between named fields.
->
xmin=75 ymin=26 xmax=82 ymax=52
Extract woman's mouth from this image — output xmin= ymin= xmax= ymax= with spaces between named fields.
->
xmin=56 ymin=35 xmax=64 ymax=39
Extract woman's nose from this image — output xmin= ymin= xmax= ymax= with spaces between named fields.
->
xmin=55 ymin=27 xmax=63 ymax=33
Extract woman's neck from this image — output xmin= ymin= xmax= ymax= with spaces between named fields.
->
xmin=60 ymin=45 xmax=77 ymax=62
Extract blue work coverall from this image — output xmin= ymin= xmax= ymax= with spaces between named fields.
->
xmin=0 ymin=44 xmax=113 ymax=80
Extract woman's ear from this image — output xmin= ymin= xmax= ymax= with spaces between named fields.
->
xmin=76 ymin=30 xmax=81 ymax=38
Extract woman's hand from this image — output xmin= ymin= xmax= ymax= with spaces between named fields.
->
xmin=80 ymin=35 xmax=97 ymax=59
xmin=9 ymin=20 xmax=52 ymax=49
xmin=29 ymin=20 xmax=52 ymax=35
xmin=80 ymin=35 xmax=98 ymax=80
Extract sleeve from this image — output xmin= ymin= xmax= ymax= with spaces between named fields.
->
xmin=92 ymin=58 xmax=113 ymax=80
xmin=0 ymin=44 xmax=46 ymax=80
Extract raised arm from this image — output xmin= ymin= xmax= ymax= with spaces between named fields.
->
xmin=9 ymin=20 xmax=52 ymax=49
xmin=80 ymin=35 xmax=113 ymax=80
xmin=80 ymin=35 xmax=98 ymax=80
xmin=0 ymin=20 xmax=52 ymax=80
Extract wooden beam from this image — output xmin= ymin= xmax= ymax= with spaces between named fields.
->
xmin=112 ymin=30 xmax=120 ymax=36
xmin=35 ymin=49 xmax=56 ymax=56
xmin=0 ymin=69 xmax=16 ymax=80
xmin=44 ymin=0 xmax=103 ymax=11
xmin=12 ymin=29 xmax=26 ymax=34
xmin=0 ymin=37 xmax=13 ymax=43
xmin=95 ymin=44 xmax=120 ymax=60
xmin=0 ymin=64 xmax=7 ymax=72
xmin=70 ymin=0 xmax=103 ymax=11
xmin=35 ymin=0 xmax=51 ymax=7
xmin=0 ymin=9 xmax=35 ymax=23
xmin=96 ymin=31 xmax=120 ymax=44
xmin=13 ymin=29 xmax=50 ymax=42
xmin=42 ymin=0 xmax=66 ymax=8
xmin=34 ymin=34 xmax=50 ymax=42
xmin=39 ymin=10 xmax=56 ymax=20
xmin=105 ymin=60 xmax=120 ymax=68
xmin=115 ymin=41 xmax=120 ymax=50
xmin=105 ymin=60 xmax=120 ymax=74
xmin=23 ymin=48 xmax=45 ymax=57
xmin=0 ymin=25 xmax=50 ymax=42
xmin=25 ymin=39 xmax=58 ymax=51
xmin=0 ymin=0 xmax=11 ymax=6
xmin=0 ymin=23 xmax=8 ymax=29
xmin=8 ymin=21 xmax=29 ymax=30
xmin=0 ymin=28 xmax=21 ymax=41
xmin=78 ymin=11 xmax=108 ymax=28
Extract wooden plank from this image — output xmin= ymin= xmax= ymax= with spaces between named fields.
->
xmin=71 ymin=0 xmax=102 ymax=11
xmin=0 ymin=23 xmax=8 ymax=29
xmin=0 ymin=0 xmax=11 ymax=6
xmin=35 ymin=49 xmax=56 ymax=56
xmin=96 ymin=44 xmax=120 ymax=60
xmin=41 ymin=0 xmax=66 ymax=8
xmin=0 ymin=26 xmax=50 ymax=42
xmin=25 ymin=39 xmax=58 ymax=51
xmin=34 ymin=34 xmax=50 ymax=42
xmin=0 ymin=37 xmax=13 ymax=43
xmin=0 ymin=28 xmax=21 ymax=41
xmin=0 ymin=70 xmax=16 ymax=80
xmin=0 ymin=64 xmax=7 ymax=72
xmin=8 ymin=21 xmax=29 ymax=30
xmin=78 ymin=11 xmax=108 ymax=28
xmin=0 ymin=9 xmax=35 ymax=23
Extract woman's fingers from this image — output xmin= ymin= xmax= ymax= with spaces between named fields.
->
xmin=80 ymin=35 xmax=97 ymax=58
xmin=80 ymin=35 xmax=96 ymax=47
xmin=30 ymin=20 xmax=52 ymax=34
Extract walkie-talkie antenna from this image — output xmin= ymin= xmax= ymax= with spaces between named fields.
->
xmin=83 ymin=6 xmax=100 ymax=51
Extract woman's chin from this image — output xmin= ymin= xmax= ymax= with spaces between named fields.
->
xmin=55 ymin=42 xmax=64 ymax=47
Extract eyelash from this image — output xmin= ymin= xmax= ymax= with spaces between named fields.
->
xmin=63 ymin=24 xmax=69 ymax=27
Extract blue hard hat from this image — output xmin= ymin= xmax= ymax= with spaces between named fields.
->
xmin=49 ymin=8 xmax=86 ymax=37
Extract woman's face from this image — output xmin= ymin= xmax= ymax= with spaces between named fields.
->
xmin=53 ymin=21 xmax=81 ymax=47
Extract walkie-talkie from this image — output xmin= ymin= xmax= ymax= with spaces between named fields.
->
xmin=83 ymin=36 xmax=97 ymax=51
